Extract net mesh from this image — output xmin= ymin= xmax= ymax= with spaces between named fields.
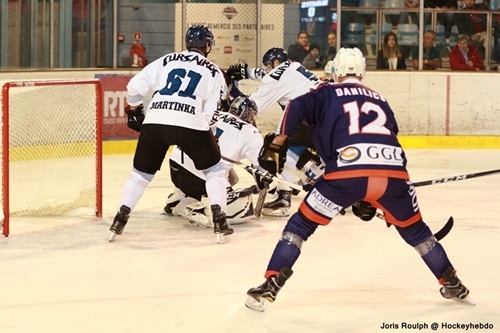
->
xmin=1 ymin=80 xmax=100 ymax=219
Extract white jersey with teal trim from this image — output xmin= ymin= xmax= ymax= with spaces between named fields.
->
xmin=249 ymin=60 xmax=321 ymax=113
xmin=170 ymin=111 xmax=263 ymax=179
xmin=126 ymin=50 xmax=227 ymax=131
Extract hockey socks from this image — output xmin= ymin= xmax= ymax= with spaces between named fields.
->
xmin=264 ymin=212 xmax=318 ymax=278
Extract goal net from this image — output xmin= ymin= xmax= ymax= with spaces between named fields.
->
xmin=1 ymin=80 xmax=103 ymax=236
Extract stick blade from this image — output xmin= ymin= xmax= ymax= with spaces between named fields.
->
xmin=254 ymin=187 xmax=268 ymax=218
xmin=434 ymin=216 xmax=454 ymax=241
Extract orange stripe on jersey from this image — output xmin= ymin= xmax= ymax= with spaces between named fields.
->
xmin=299 ymin=201 xmax=332 ymax=226
xmin=324 ymin=169 xmax=409 ymax=180
xmin=265 ymin=270 xmax=280 ymax=279
xmin=364 ymin=177 xmax=388 ymax=201
xmin=374 ymin=202 xmax=422 ymax=228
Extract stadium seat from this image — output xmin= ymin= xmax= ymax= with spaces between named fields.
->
xmin=426 ymin=25 xmax=446 ymax=47
xmin=448 ymin=25 xmax=459 ymax=48
xmin=368 ymin=23 xmax=393 ymax=44
xmin=397 ymin=24 xmax=418 ymax=46
xmin=359 ymin=0 xmax=379 ymax=15
xmin=384 ymin=0 xmax=405 ymax=7
xmin=490 ymin=0 xmax=500 ymax=10
xmin=343 ymin=23 xmax=366 ymax=47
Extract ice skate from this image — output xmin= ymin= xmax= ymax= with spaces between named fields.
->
xmin=262 ymin=190 xmax=291 ymax=217
xmin=162 ymin=192 xmax=180 ymax=215
xmin=245 ymin=267 xmax=294 ymax=312
xmin=212 ymin=204 xmax=233 ymax=244
xmin=109 ymin=205 xmax=131 ymax=242
xmin=439 ymin=267 xmax=475 ymax=305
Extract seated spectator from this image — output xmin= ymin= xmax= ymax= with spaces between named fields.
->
xmin=400 ymin=0 xmax=420 ymax=25
xmin=302 ymin=43 xmax=323 ymax=69
xmin=456 ymin=0 xmax=488 ymax=59
xmin=287 ymin=31 xmax=310 ymax=63
xmin=412 ymin=29 xmax=443 ymax=69
xmin=449 ymin=34 xmax=484 ymax=70
xmin=377 ymin=32 xmax=407 ymax=70
xmin=424 ymin=0 xmax=457 ymax=39
xmin=321 ymin=31 xmax=337 ymax=63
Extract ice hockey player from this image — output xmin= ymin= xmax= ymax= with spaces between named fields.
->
xmin=226 ymin=48 xmax=322 ymax=217
xmin=164 ymin=96 xmax=269 ymax=227
xmin=245 ymin=47 xmax=473 ymax=312
xmin=109 ymin=25 xmax=233 ymax=244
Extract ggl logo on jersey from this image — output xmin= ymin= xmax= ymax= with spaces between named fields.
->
xmin=337 ymin=143 xmax=404 ymax=167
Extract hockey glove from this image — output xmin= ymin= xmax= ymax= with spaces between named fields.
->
xmin=258 ymin=133 xmax=288 ymax=175
xmin=226 ymin=63 xmax=248 ymax=81
xmin=125 ymin=104 xmax=145 ymax=132
xmin=352 ymin=201 xmax=377 ymax=222
xmin=253 ymin=171 xmax=273 ymax=191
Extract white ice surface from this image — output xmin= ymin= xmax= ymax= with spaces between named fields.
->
xmin=1 ymin=150 xmax=500 ymax=333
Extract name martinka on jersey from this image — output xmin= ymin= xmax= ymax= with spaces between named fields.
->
xmin=150 ymin=101 xmax=195 ymax=115
xmin=163 ymin=54 xmax=218 ymax=77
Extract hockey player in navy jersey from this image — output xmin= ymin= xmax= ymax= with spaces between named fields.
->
xmin=226 ymin=48 xmax=322 ymax=217
xmin=245 ymin=48 xmax=472 ymax=312
xmin=109 ymin=25 xmax=233 ymax=244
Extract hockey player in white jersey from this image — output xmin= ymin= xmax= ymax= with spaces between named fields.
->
xmin=164 ymin=97 xmax=268 ymax=227
xmin=110 ymin=25 xmax=233 ymax=244
xmin=226 ymin=48 xmax=323 ymax=217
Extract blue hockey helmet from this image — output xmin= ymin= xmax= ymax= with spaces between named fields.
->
xmin=229 ymin=96 xmax=258 ymax=126
xmin=185 ymin=25 xmax=215 ymax=49
xmin=262 ymin=47 xmax=289 ymax=67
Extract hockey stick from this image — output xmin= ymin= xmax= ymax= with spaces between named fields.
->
xmin=376 ymin=212 xmax=454 ymax=241
xmin=254 ymin=186 xmax=268 ymax=218
xmin=413 ymin=168 xmax=500 ymax=187
xmin=221 ymin=156 xmax=303 ymax=191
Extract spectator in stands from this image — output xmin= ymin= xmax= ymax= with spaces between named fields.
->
xmin=302 ymin=43 xmax=323 ymax=69
xmin=400 ymin=0 xmax=420 ymax=25
xmin=449 ymin=34 xmax=485 ymax=70
xmin=288 ymin=31 xmax=310 ymax=63
xmin=412 ymin=29 xmax=443 ymax=69
xmin=424 ymin=0 xmax=457 ymax=39
xmin=456 ymin=0 xmax=488 ymax=59
xmin=377 ymin=32 xmax=407 ymax=69
xmin=321 ymin=31 xmax=337 ymax=63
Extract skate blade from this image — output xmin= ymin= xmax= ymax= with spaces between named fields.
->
xmin=453 ymin=296 xmax=476 ymax=306
xmin=108 ymin=232 xmax=118 ymax=242
xmin=245 ymin=295 xmax=270 ymax=312
xmin=262 ymin=207 xmax=290 ymax=217
xmin=216 ymin=233 xmax=231 ymax=244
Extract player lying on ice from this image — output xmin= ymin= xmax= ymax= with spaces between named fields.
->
xmin=244 ymin=47 xmax=474 ymax=312
xmin=163 ymin=97 xmax=274 ymax=228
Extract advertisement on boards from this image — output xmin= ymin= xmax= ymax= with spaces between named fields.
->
xmin=174 ymin=3 xmax=284 ymax=68
xmin=96 ymin=74 xmax=139 ymax=141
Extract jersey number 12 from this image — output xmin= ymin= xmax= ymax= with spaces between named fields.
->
xmin=343 ymin=101 xmax=390 ymax=135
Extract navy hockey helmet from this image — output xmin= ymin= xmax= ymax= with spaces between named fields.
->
xmin=229 ymin=96 xmax=258 ymax=126
xmin=185 ymin=25 xmax=215 ymax=49
xmin=262 ymin=47 xmax=289 ymax=67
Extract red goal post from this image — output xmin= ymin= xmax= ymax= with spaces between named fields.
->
xmin=1 ymin=79 xmax=103 ymax=236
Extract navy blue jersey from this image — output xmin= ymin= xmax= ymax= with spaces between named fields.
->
xmin=281 ymin=79 xmax=408 ymax=178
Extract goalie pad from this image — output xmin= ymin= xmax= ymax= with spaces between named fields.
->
xmin=178 ymin=186 xmax=256 ymax=227
xmin=258 ymin=133 xmax=288 ymax=175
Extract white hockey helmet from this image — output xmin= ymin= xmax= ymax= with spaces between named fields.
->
xmin=333 ymin=47 xmax=366 ymax=81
